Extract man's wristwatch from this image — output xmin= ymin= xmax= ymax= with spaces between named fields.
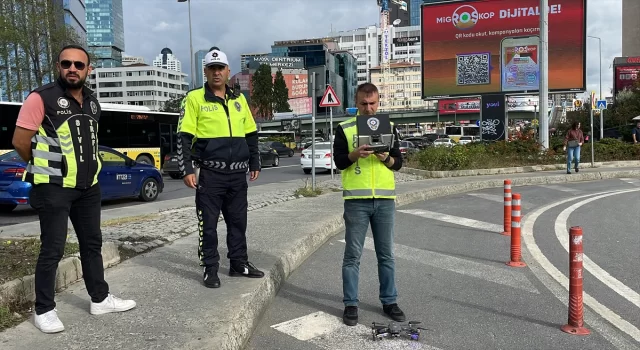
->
xmin=383 ymin=154 xmax=391 ymax=164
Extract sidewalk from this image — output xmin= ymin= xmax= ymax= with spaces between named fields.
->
xmin=0 ymin=166 xmax=638 ymax=350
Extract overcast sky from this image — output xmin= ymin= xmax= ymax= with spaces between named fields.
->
xmin=123 ymin=0 xmax=621 ymax=99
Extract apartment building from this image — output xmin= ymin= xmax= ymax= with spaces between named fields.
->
xmin=370 ymin=61 xmax=434 ymax=111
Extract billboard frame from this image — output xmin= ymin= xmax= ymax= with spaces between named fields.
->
xmin=611 ymin=56 xmax=640 ymax=103
xmin=420 ymin=0 xmax=587 ymax=100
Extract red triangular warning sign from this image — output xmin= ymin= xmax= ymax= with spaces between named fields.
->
xmin=319 ymin=85 xmax=341 ymax=107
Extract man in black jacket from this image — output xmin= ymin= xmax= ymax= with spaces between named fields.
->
xmin=177 ymin=49 xmax=264 ymax=289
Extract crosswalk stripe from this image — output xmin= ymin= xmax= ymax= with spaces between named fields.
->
xmin=466 ymin=192 xmax=504 ymax=203
xmin=538 ymin=184 xmax=583 ymax=193
xmin=271 ymin=311 xmax=443 ymax=349
xmin=398 ymin=209 xmax=503 ymax=233
xmin=339 ymin=237 xmax=539 ymax=294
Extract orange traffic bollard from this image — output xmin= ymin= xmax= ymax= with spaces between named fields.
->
xmin=561 ymin=226 xmax=590 ymax=335
xmin=501 ymin=180 xmax=512 ymax=236
xmin=506 ymin=193 xmax=526 ymax=267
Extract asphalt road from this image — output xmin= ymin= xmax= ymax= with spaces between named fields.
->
xmin=247 ymin=178 xmax=640 ymax=350
xmin=0 ymin=154 xmax=337 ymax=226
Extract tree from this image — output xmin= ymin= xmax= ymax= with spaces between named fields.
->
xmin=251 ymin=64 xmax=273 ymax=119
xmin=0 ymin=0 xmax=82 ymax=101
xmin=161 ymin=94 xmax=185 ymax=113
xmin=272 ymin=69 xmax=291 ymax=113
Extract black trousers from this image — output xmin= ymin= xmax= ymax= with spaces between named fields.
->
xmin=195 ymin=168 xmax=249 ymax=270
xmin=30 ymin=183 xmax=109 ymax=315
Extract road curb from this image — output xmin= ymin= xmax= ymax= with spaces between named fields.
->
xmin=225 ymin=168 xmax=640 ymax=350
xmin=400 ymin=160 xmax=640 ymax=178
xmin=0 ymin=242 xmax=120 ymax=307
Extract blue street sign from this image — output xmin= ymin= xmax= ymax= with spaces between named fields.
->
xmin=596 ymin=100 xmax=607 ymax=109
xmin=475 ymin=120 xmax=480 ymax=126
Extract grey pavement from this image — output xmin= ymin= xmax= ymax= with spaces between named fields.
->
xmin=1 ymin=166 xmax=639 ymax=350
xmin=248 ymin=179 xmax=640 ymax=350
xmin=0 ymin=155 xmax=333 ymax=226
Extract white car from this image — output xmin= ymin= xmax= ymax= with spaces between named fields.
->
xmin=433 ymin=138 xmax=455 ymax=147
xmin=457 ymin=136 xmax=477 ymax=145
xmin=300 ymin=142 xmax=337 ymax=174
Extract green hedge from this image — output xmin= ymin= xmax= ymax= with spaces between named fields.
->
xmin=409 ymin=138 xmax=639 ymax=171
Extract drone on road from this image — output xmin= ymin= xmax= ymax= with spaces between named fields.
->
xmin=370 ymin=321 xmax=428 ymax=341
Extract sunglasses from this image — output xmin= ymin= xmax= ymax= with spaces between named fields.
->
xmin=60 ymin=60 xmax=87 ymax=70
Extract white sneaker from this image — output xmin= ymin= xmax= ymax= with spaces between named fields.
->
xmin=90 ymin=293 xmax=137 ymax=315
xmin=34 ymin=309 xmax=65 ymax=333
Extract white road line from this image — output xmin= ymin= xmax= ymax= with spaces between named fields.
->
xmin=466 ymin=192 xmax=504 ymax=203
xmin=398 ymin=209 xmax=503 ymax=233
xmin=338 ymin=238 xmax=539 ymax=294
xmin=521 ymin=190 xmax=640 ymax=346
xmin=262 ymin=164 xmax=299 ymax=170
xmin=271 ymin=311 xmax=443 ymax=349
xmin=555 ymin=189 xmax=640 ymax=308
xmin=619 ymin=178 xmax=640 ymax=185
xmin=539 ymin=184 xmax=583 ymax=193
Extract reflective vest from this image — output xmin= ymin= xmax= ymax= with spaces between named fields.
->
xmin=339 ymin=117 xmax=396 ymax=200
xmin=177 ymin=84 xmax=257 ymax=174
xmin=22 ymin=79 xmax=101 ymax=189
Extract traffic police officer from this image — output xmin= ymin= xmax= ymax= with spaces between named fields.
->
xmin=177 ymin=49 xmax=264 ymax=289
xmin=12 ymin=44 xmax=136 ymax=334
xmin=332 ymin=82 xmax=406 ymax=326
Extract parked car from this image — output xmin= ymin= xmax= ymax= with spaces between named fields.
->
xmin=0 ymin=146 xmax=164 ymax=213
xmin=424 ymin=133 xmax=450 ymax=143
xmin=263 ymin=141 xmax=295 ymax=157
xmin=259 ymin=143 xmax=280 ymax=167
xmin=300 ymin=142 xmax=337 ymax=174
xmin=433 ymin=138 xmax=456 ymax=147
xmin=403 ymin=137 xmax=430 ymax=149
xmin=162 ymin=151 xmax=181 ymax=179
xmin=399 ymin=141 xmax=419 ymax=157
xmin=457 ymin=136 xmax=478 ymax=145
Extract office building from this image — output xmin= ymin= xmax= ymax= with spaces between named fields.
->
xmin=370 ymin=61 xmax=432 ymax=111
xmin=389 ymin=0 xmax=410 ymax=27
xmin=86 ymin=0 xmax=125 ymax=68
xmin=240 ymin=53 xmax=270 ymax=72
xmin=622 ymin=0 xmax=640 ymax=57
xmin=271 ymin=38 xmax=356 ymax=112
xmin=152 ymin=48 xmax=182 ymax=72
xmin=330 ymin=25 xmax=421 ymax=84
xmin=53 ymin=0 xmax=87 ymax=45
xmin=87 ymin=64 xmax=189 ymax=110
xmin=194 ymin=49 xmax=208 ymax=88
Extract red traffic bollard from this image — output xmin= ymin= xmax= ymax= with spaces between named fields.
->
xmin=501 ymin=180 xmax=512 ymax=236
xmin=561 ymin=226 xmax=590 ymax=335
xmin=506 ymin=193 xmax=526 ymax=267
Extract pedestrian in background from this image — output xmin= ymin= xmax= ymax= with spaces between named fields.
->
xmin=632 ymin=121 xmax=640 ymax=144
xmin=177 ymin=49 xmax=264 ymax=289
xmin=332 ymin=82 xmax=406 ymax=326
xmin=563 ymin=121 xmax=584 ymax=174
xmin=11 ymin=44 xmax=136 ymax=334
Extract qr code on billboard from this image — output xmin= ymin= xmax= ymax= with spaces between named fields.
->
xmin=456 ymin=53 xmax=490 ymax=86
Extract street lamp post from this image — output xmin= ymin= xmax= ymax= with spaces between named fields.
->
xmin=178 ymin=0 xmax=195 ymax=89
xmin=588 ymin=35 xmax=602 ymax=139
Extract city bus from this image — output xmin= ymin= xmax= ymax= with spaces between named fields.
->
xmin=444 ymin=125 xmax=480 ymax=142
xmin=0 ymin=101 xmax=180 ymax=169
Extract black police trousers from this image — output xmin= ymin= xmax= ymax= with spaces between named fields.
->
xmin=195 ymin=167 xmax=249 ymax=270
xmin=30 ymin=183 xmax=109 ymax=315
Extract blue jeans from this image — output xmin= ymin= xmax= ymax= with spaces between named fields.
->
xmin=342 ymin=198 xmax=397 ymax=307
xmin=567 ymin=146 xmax=581 ymax=172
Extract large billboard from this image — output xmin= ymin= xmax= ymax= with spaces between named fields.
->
xmin=280 ymin=73 xmax=309 ymax=99
xmin=439 ymin=95 xmax=551 ymax=114
xmin=288 ymin=97 xmax=312 ymax=116
xmin=612 ymin=56 xmax=640 ymax=100
xmin=421 ymin=0 xmax=587 ymax=98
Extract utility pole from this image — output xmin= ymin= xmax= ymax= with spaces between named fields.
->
xmin=538 ymin=0 xmax=549 ymax=148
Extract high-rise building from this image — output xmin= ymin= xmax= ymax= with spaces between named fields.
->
xmin=622 ymin=0 xmax=640 ymax=57
xmin=52 ymin=0 xmax=87 ymax=45
xmin=152 ymin=48 xmax=182 ymax=72
xmin=370 ymin=62 xmax=430 ymax=111
xmin=87 ymin=64 xmax=189 ymax=111
xmin=389 ymin=0 xmax=410 ymax=27
xmin=194 ymin=49 xmax=208 ymax=88
xmin=86 ymin=0 xmax=125 ymax=68
xmin=240 ymin=53 xmax=270 ymax=72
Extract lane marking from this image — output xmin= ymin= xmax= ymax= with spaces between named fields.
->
xmin=262 ymin=164 xmax=299 ymax=170
xmin=338 ymin=237 xmax=539 ymax=294
xmin=555 ymin=189 xmax=640 ymax=308
xmin=271 ymin=311 xmax=443 ymax=349
xmin=521 ymin=190 xmax=640 ymax=345
xmin=466 ymin=192 xmax=504 ymax=203
xmin=619 ymin=178 xmax=640 ymax=185
xmin=538 ymin=184 xmax=583 ymax=193
xmin=398 ymin=209 xmax=503 ymax=233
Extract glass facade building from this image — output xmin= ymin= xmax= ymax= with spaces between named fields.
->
xmin=53 ymin=0 xmax=87 ymax=45
xmin=194 ymin=49 xmax=208 ymax=88
xmin=86 ymin=0 xmax=125 ymax=68
xmin=412 ymin=0 xmax=442 ymax=26
xmin=333 ymin=52 xmax=358 ymax=109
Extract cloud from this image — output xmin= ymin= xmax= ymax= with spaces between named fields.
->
xmin=123 ymin=0 xmax=622 ymax=98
